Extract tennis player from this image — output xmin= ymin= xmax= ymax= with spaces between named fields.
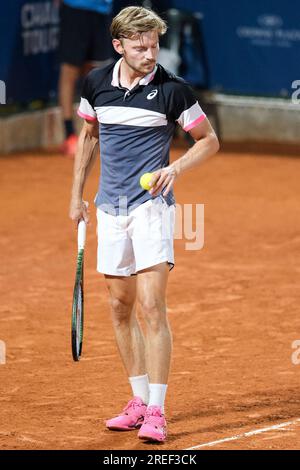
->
xmin=69 ymin=6 xmax=219 ymax=443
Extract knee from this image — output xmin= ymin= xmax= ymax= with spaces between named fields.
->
xmin=139 ymin=299 xmax=167 ymax=333
xmin=109 ymin=296 xmax=134 ymax=326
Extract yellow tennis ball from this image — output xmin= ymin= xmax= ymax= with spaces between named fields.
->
xmin=140 ymin=172 xmax=154 ymax=191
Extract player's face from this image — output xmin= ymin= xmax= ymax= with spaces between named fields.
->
xmin=120 ymin=30 xmax=159 ymax=75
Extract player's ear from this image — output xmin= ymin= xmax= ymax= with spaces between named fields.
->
xmin=112 ymin=38 xmax=124 ymax=55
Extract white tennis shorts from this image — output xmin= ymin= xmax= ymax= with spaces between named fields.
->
xmin=96 ymin=197 xmax=176 ymax=276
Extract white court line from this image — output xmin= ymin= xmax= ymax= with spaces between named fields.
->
xmin=184 ymin=418 xmax=300 ymax=450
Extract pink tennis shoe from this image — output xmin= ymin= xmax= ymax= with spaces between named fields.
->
xmin=105 ymin=396 xmax=147 ymax=431
xmin=138 ymin=405 xmax=167 ymax=442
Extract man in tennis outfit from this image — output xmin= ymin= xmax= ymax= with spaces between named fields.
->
xmin=70 ymin=6 xmax=219 ymax=443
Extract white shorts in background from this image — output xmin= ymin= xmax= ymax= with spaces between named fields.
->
xmin=96 ymin=197 xmax=176 ymax=276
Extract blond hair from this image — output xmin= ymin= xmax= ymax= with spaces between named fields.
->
xmin=110 ymin=6 xmax=167 ymax=40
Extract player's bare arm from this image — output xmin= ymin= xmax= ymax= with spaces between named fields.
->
xmin=149 ymin=118 xmax=220 ymax=197
xmin=69 ymin=119 xmax=99 ymax=224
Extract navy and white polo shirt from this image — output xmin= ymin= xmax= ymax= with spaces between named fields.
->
xmin=78 ymin=58 xmax=206 ymax=215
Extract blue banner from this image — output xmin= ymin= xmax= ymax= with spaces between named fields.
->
xmin=0 ymin=0 xmax=60 ymax=106
xmin=173 ymin=0 xmax=300 ymax=96
xmin=1 ymin=0 xmax=300 ymax=105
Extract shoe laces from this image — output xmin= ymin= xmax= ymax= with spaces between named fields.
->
xmin=122 ymin=398 xmax=143 ymax=415
xmin=144 ymin=406 xmax=164 ymax=425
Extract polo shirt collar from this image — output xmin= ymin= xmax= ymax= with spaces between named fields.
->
xmin=111 ymin=58 xmax=158 ymax=88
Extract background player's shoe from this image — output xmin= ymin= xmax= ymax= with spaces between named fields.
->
xmin=138 ymin=405 xmax=167 ymax=442
xmin=105 ymin=396 xmax=147 ymax=431
xmin=61 ymin=134 xmax=78 ymax=158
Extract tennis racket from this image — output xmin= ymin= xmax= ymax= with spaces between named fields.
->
xmin=71 ymin=219 xmax=86 ymax=361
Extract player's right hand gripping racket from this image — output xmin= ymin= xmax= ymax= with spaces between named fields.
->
xmin=71 ymin=219 xmax=86 ymax=361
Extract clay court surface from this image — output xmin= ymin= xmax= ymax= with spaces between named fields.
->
xmin=1 ymin=145 xmax=300 ymax=450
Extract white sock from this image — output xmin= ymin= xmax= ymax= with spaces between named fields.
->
xmin=129 ymin=374 xmax=149 ymax=405
xmin=148 ymin=383 xmax=168 ymax=414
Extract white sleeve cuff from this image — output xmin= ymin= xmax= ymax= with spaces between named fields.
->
xmin=177 ymin=102 xmax=206 ymax=132
xmin=77 ymin=97 xmax=97 ymax=121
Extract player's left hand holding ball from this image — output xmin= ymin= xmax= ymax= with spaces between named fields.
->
xmin=148 ymin=165 xmax=178 ymax=197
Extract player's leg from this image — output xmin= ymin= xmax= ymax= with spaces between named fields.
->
xmin=132 ymin=198 xmax=175 ymax=387
xmin=104 ymin=274 xmax=146 ymax=379
xmin=97 ymin=208 xmax=150 ymax=430
xmin=104 ymin=274 xmax=149 ymax=430
xmin=136 ymin=261 xmax=171 ymax=442
xmin=130 ymin=198 xmax=176 ymax=442
xmin=136 ymin=261 xmax=172 ymax=389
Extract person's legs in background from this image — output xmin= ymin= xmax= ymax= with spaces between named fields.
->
xmin=58 ymin=3 xmax=112 ymax=156
xmin=58 ymin=63 xmax=80 ymax=156
xmin=59 ymin=3 xmax=87 ymax=156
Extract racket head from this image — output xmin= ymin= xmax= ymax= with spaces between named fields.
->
xmin=71 ymin=220 xmax=86 ymax=362
xmin=71 ymin=218 xmax=86 ymax=361
xmin=71 ymin=251 xmax=84 ymax=361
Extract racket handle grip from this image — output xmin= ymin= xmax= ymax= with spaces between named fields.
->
xmin=78 ymin=220 xmax=86 ymax=250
